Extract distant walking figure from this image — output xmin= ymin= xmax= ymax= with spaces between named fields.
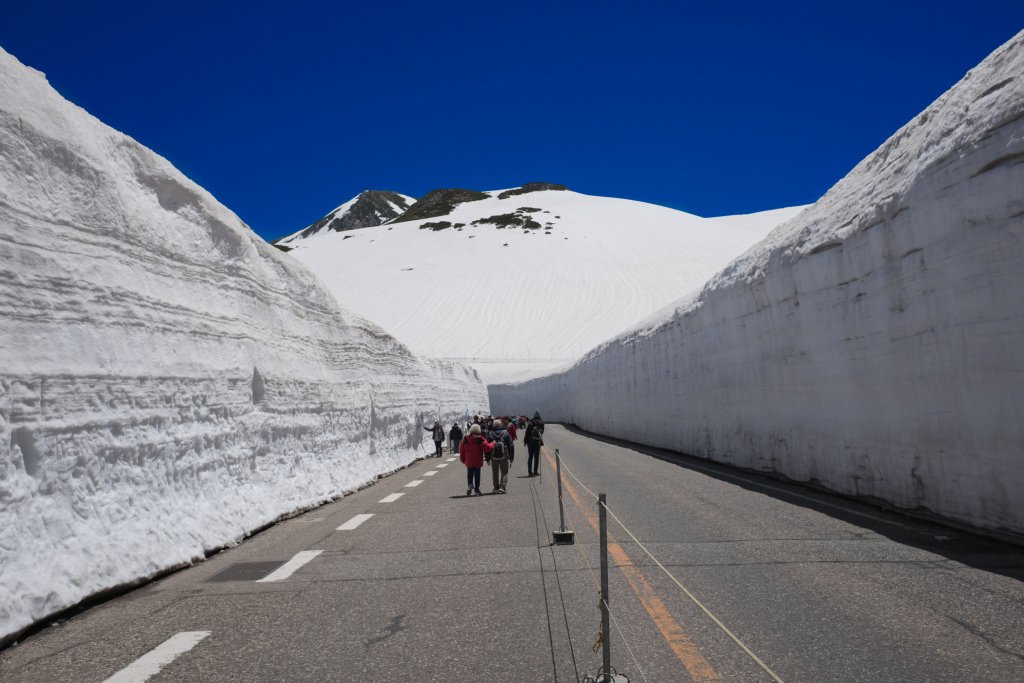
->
xmin=487 ymin=420 xmax=514 ymax=493
xmin=459 ymin=424 xmax=494 ymax=496
xmin=524 ymin=411 xmax=545 ymax=476
xmin=425 ymin=420 xmax=445 ymax=458
xmin=449 ymin=422 xmax=464 ymax=455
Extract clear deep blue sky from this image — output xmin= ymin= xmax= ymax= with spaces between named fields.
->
xmin=2 ymin=2 xmax=1022 ymax=241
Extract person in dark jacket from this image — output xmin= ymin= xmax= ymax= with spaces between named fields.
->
xmin=487 ymin=420 xmax=514 ymax=493
xmin=524 ymin=411 xmax=545 ymax=476
xmin=449 ymin=422 xmax=464 ymax=455
xmin=424 ymin=420 xmax=445 ymax=458
xmin=459 ymin=424 xmax=494 ymax=495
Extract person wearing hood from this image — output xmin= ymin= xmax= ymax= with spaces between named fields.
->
xmin=524 ymin=411 xmax=545 ymax=476
xmin=449 ymin=421 xmax=464 ymax=456
xmin=459 ymin=424 xmax=494 ymax=496
xmin=487 ymin=419 xmax=514 ymax=493
xmin=424 ymin=420 xmax=445 ymax=458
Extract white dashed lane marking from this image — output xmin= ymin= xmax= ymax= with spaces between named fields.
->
xmin=335 ymin=514 xmax=374 ymax=531
xmin=405 ymin=480 xmax=424 ymax=488
xmin=435 ymin=463 xmax=449 ymax=468
xmin=257 ymin=550 xmax=323 ymax=581
xmin=379 ymin=493 xmax=405 ymax=503
xmin=102 ymin=631 xmax=210 ymax=683
xmin=424 ymin=471 xmax=438 ymax=476
xmin=446 ymin=457 xmax=457 ymax=462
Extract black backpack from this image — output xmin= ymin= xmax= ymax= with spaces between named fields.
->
xmin=490 ymin=433 xmax=508 ymax=460
xmin=527 ymin=422 xmax=543 ymax=445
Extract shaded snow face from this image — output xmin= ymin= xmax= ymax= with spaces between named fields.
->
xmin=492 ymin=30 xmax=1024 ymax=537
xmin=0 ymin=47 xmax=486 ymax=643
xmin=285 ymin=187 xmax=793 ymax=383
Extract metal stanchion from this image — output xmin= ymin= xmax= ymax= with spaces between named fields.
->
xmin=599 ymin=493 xmax=612 ymax=680
xmin=552 ymin=449 xmax=575 ymax=544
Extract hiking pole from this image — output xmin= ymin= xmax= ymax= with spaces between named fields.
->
xmin=552 ymin=449 xmax=574 ymax=545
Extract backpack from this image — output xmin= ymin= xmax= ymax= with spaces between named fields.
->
xmin=490 ymin=434 xmax=508 ymax=460
xmin=526 ymin=422 xmax=543 ymax=445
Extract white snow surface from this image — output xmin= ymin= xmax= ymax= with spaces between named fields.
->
xmin=285 ymin=190 xmax=793 ymax=383
xmin=0 ymin=47 xmax=487 ymax=643
xmin=492 ymin=30 xmax=1024 ymax=536
xmin=708 ymin=205 xmax=809 ymax=231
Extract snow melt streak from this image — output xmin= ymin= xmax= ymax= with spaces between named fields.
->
xmin=0 ymin=48 xmax=486 ymax=642
xmin=492 ymin=32 xmax=1024 ymax=535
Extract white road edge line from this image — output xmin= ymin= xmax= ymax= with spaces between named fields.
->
xmin=424 ymin=471 xmax=438 ymax=476
xmin=405 ymin=479 xmax=424 ymax=487
xmin=379 ymin=493 xmax=405 ymax=503
xmin=335 ymin=514 xmax=374 ymax=531
xmin=435 ymin=463 xmax=449 ymax=468
xmin=102 ymin=631 xmax=210 ymax=683
xmin=257 ymin=550 xmax=323 ymax=582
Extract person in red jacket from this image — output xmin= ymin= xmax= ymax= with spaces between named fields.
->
xmin=459 ymin=424 xmax=494 ymax=496
xmin=505 ymin=417 xmax=518 ymax=443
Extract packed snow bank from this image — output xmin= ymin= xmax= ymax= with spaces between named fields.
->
xmin=492 ymin=31 xmax=1024 ymax=537
xmin=0 ymin=47 xmax=487 ymax=644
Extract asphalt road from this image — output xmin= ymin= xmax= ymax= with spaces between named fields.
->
xmin=3 ymin=424 xmax=1024 ymax=682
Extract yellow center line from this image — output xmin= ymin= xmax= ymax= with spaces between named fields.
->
xmin=542 ymin=447 xmax=723 ymax=683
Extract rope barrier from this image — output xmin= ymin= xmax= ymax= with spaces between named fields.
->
xmin=558 ymin=456 xmax=786 ymax=683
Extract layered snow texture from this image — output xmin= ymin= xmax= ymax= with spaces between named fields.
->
xmin=0 ymin=48 xmax=487 ymax=643
xmin=284 ymin=188 xmax=802 ymax=383
xmin=492 ymin=31 xmax=1024 ymax=536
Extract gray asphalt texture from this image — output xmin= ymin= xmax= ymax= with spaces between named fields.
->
xmin=3 ymin=424 xmax=1024 ymax=682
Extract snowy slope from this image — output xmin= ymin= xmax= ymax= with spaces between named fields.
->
xmin=0 ymin=48 xmax=487 ymax=644
xmin=708 ymin=205 xmax=809 ymax=231
xmin=276 ymin=189 xmax=417 ymax=246
xmin=284 ymin=186 xmax=792 ymax=383
xmin=491 ymin=31 xmax=1024 ymax=536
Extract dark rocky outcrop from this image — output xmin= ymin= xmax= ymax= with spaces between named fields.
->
xmin=280 ymin=190 xmax=415 ymax=243
xmin=497 ymin=182 xmax=568 ymax=200
xmin=390 ymin=188 xmax=489 ymax=223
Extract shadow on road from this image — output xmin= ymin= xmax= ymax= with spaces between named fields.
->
xmin=559 ymin=423 xmax=1024 ymax=583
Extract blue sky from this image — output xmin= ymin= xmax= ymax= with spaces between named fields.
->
xmin=2 ymin=2 xmax=1022 ymax=241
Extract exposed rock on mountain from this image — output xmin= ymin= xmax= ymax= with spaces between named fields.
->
xmin=276 ymin=190 xmax=415 ymax=246
xmin=497 ymin=182 xmax=568 ymax=199
xmin=389 ymin=188 xmax=490 ymax=223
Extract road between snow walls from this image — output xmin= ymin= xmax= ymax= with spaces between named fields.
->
xmin=0 ymin=47 xmax=488 ymax=645
xmin=491 ymin=30 xmax=1024 ymax=539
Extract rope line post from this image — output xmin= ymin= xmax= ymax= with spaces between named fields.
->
xmin=599 ymin=493 xmax=612 ymax=681
xmin=553 ymin=449 xmax=575 ymax=544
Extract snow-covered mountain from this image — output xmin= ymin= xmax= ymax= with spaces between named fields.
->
xmin=275 ymin=189 xmax=416 ymax=246
xmin=492 ymin=30 xmax=1024 ymax=537
xmin=0 ymin=47 xmax=486 ymax=644
xmin=281 ymin=183 xmax=803 ymax=382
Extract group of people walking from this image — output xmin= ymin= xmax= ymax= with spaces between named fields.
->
xmin=427 ymin=412 xmax=545 ymax=496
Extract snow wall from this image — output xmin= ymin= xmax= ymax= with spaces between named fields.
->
xmin=491 ymin=31 xmax=1024 ymax=538
xmin=0 ymin=48 xmax=488 ymax=644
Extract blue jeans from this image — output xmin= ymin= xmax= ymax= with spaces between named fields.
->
xmin=466 ymin=467 xmax=481 ymax=491
xmin=527 ymin=443 xmax=541 ymax=474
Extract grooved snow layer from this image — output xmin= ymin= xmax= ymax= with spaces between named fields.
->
xmin=284 ymin=189 xmax=796 ymax=383
xmin=491 ymin=31 xmax=1024 ymax=536
xmin=0 ymin=47 xmax=487 ymax=643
